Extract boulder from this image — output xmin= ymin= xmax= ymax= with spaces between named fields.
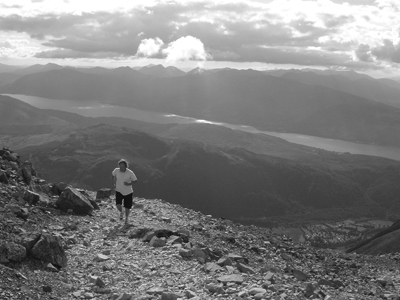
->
xmin=51 ymin=182 xmax=69 ymax=196
xmin=0 ymin=171 xmax=8 ymax=184
xmin=192 ymin=248 xmax=207 ymax=260
xmin=15 ymin=232 xmax=41 ymax=253
xmin=23 ymin=190 xmax=40 ymax=205
xmin=18 ymin=161 xmax=36 ymax=185
xmin=96 ymin=188 xmax=112 ymax=199
xmin=1 ymin=148 xmax=19 ymax=163
xmin=31 ymin=233 xmax=68 ymax=268
xmin=15 ymin=207 xmax=29 ymax=221
xmin=0 ymin=241 xmax=27 ymax=262
xmin=149 ymin=236 xmax=167 ymax=247
xmin=56 ymin=187 xmax=94 ymax=215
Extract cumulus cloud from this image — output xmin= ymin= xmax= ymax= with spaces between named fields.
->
xmin=0 ymin=41 xmax=13 ymax=48
xmin=371 ymin=39 xmax=400 ymax=63
xmin=162 ymin=36 xmax=210 ymax=62
xmin=354 ymin=44 xmax=374 ymax=62
xmin=136 ymin=37 xmax=164 ymax=57
xmin=0 ymin=0 xmax=399 ymax=70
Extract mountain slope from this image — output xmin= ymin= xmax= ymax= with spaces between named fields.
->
xmin=347 ymin=220 xmax=400 ymax=255
xmin=17 ymin=124 xmax=400 ymax=223
xmin=0 ymin=95 xmax=75 ymax=135
xmin=277 ymin=70 xmax=400 ymax=108
xmin=2 ymin=149 xmax=400 ymax=299
xmin=3 ymin=67 xmax=400 ymax=146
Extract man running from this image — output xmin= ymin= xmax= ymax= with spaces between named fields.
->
xmin=112 ymin=159 xmax=138 ymax=224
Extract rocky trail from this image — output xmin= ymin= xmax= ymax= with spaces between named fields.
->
xmin=1 ymin=147 xmax=400 ymax=300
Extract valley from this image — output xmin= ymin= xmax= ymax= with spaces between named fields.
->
xmin=2 ymin=65 xmax=400 ymax=248
xmin=2 ymin=65 xmax=400 ymax=147
xmin=5 ymin=93 xmax=400 ymax=162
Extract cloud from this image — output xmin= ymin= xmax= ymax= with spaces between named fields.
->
xmin=162 ymin=36 xmax=210 ymax=62
xmin=136 ymin=37 xmax=164 ymax=57
xmin=0 ymin=0 xmax=399 ymax=71
xmin=34 ymin=48 xmax=117 ymax=59
xmin=321 ymin=14 xmax=355 ymax=28
xmin=371 ymin=39 xmax=400 ymax=63
xmin=0 ymin=41 xmax=13 ymax=48
xmin=354 ymin=44 xmax=374 ymax=62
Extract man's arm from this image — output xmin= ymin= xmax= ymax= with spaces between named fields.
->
xmin=123 ymin=173 xmax=138 ymax=186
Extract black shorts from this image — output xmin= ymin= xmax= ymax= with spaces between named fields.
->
xmin=115 ymin=191 xmax=133 ymax=209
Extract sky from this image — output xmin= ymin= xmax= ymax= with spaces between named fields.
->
xmin=0 ymin=0 xmax=400 ymax=77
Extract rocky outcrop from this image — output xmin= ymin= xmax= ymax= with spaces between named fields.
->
xmin=18 ymin=161 xmax=36 ymax=185
xmin=31 ymin=234 xmax=67 ymax=268
xmin=1 ymin=147 xmax=400 ymax=300
xmin=0 ymin=147 xmax=19 ymax=164
xmin=56 ymin=187 xmax=94 ymax=215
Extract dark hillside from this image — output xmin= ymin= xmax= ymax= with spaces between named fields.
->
xmin=0 ymin=95 xmax=74 ymax=135
xmin=18 ymin=124 xmax=400 ymax=222
xmin=347 ymin=220 xmax=400 ymax=254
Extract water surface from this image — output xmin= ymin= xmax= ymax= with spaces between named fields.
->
xmin=5 ymin=93 xmax=400 ymax=161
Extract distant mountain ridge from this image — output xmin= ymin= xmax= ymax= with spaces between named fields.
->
xmin=269 ymin=69 xmax=400 ymax=108
xmin=2 ymin=64 xmax=400 ymax=147
xmin=139 ymin=64 xmax=186 ymax=77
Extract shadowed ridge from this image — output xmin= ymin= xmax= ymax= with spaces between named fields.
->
xmin=346 ymin=219 xmax=400 ymax=254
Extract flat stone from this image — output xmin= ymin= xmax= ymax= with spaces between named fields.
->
xmin=147 ymin=287 xmax=165 ymax=295
xmin=237 ymin=262 xmax=255 ymax=274
xmin=149 ymin=236 xmax=166 ymax=247
xmin=217 ymin=256 xmax=233 ymax=266
xmin=292 ymin=269 xmax=308 ymax=281
xmin=179 ymin=249 xmax=192 ymax=258
xmin=248 ymin=288 xmax=266 ymax=295
xmin=93 ymin=254 xmax=110 ymax=262
xmin=44 ymin=263 xmax=59 ymax=272
xmin=204 ymin=262 xmax=221 ymax=273
xmin=217 ymin=274 xmax=244 ymax=284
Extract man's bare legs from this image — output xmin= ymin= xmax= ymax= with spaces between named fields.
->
xmin=117 ymin=204 xmax=131 ymax=224
xmin=125 ymin=208 xmax=131 ymax=225
xmin=116 ymin=204 xmax=123 ymax=219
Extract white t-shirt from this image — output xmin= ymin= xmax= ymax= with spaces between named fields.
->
xmin=112 ymin=168 xmax=137 ymax=196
